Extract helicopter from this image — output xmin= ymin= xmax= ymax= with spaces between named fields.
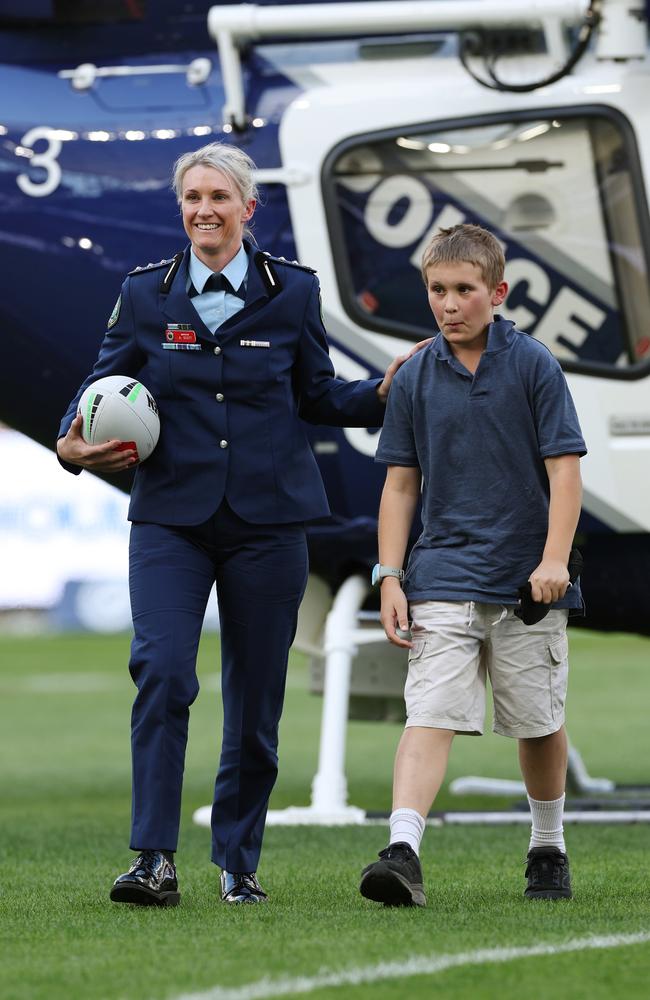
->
xmin=1 ymin=0 xmax=649 ymax=641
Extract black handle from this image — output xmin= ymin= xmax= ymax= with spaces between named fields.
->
xmin=514 ymin=547 xmax=582 ymax=626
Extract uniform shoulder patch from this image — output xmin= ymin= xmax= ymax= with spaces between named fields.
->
xmin=128 ymin=257 xmax=175 ymax=276
xmin=261 ymin=251 xmax=316 ymax=274
xmin=107 ymin=294 xmax=121 ymax=329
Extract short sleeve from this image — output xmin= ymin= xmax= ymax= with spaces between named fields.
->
xmin=534 ymin=362 xmax=587 ymax=458
xmin=375 ymin=372 xmax=419 ymax=466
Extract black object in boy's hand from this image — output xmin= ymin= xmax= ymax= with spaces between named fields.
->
xmin=515 ymin=548 xmax=583 ymax=626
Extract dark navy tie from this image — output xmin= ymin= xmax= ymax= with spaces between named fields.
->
xmin=190 ymin=273 xmax=245 ymax=299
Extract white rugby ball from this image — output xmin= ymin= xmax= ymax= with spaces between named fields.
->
xmin=78 ymin=375 xmax=160 ymax=462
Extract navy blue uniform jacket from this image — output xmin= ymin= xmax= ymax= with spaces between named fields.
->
xmin=58 ymin=241 xmax=385 ymax=525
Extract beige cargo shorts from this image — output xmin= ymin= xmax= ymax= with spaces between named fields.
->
xmin=404 ymin=601 xmax=569 ymax=738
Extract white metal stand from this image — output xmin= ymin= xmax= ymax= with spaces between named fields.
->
xmin=449 ymin=743 xmax=615 ymax=797
xmin=267 ymin=574 xmax=373 ymax=825
xmin=194 ymin=573 xmax=387 ymax=831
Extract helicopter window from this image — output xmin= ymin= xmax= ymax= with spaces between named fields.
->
xmin=325 ymin=109 xmax=650 ymax=377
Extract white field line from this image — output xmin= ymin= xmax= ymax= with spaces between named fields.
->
xmin=200 ymin=810 xmax=650 ymax=829
xmin=5 ymin=671 xmax=310 ymax=695
xmin=172 ymin=931 xmax=650 ymax=1000
xmin=6 ymin=672 xmax=123 ymax=693
xmin=439 ymin=811 xmax=650 ymax=824
xmin=2 ymin=672 xmax=220 ymax=694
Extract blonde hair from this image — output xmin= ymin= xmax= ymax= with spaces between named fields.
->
xmin=171 ymin=142 xmax=259 ymax=206
xmin=421 ymin=223 xmax=505 ymax=289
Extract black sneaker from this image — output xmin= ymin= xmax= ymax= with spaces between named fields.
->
xmin=524 ymin=847 xmax=572 ymax=900
xmin=359 ymin=842 xmax=426 ymax=907
xmin=110 ymin=850 xmax=180 ymax=906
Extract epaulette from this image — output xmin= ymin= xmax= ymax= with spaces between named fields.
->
xmin=128 ymin=257 xmax=175 ymax=276
xmin=261 ymin=251 xmax=317 ymax=275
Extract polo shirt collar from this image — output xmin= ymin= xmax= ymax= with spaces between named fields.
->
xmin=431 ymin=315 xmax=515 ymax=360
xmin=484 ymin=315 xmax=516 ymax=352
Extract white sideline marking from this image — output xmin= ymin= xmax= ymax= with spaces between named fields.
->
xmin=6 ymin=672 xmax=320 ymax=696
xmin=4 ymin=670 xmax=307 ymax=697
xmin=173 ymin=931 xmax=650 ymax=1000
xmin=440 ymin=811 xmax=650 ymax=825
xmin=198 ymin=810 xmax=650 ymax=830
xmin=12 ymin=672 xmax=122 ymax=693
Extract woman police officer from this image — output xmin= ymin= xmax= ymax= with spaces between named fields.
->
xmin=57 ymin=142 xmax=423 ymax=906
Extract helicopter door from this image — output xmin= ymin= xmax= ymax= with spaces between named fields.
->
xmin=323 ymin=107 xmax=650 ymax=372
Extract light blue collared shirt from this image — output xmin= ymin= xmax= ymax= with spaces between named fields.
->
xmin=187 ymin=243 xmax=248 ymax=333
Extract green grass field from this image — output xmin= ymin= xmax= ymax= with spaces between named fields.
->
xmin=2 ymin=627 xmax=649 ymax=1000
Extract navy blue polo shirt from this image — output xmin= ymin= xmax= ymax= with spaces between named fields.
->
xmin=376 ymin=317 xmax=587 ymax=608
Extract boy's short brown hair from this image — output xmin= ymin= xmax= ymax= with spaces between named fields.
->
xmin=421 ymin=223 xmax=505 ymax=290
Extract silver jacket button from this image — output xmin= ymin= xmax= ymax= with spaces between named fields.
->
xmin=219 ymin=439 xmax=228 ymax=449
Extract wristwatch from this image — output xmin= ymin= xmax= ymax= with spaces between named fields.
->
xmin=371 ymin=563 xmax=405 ymax=586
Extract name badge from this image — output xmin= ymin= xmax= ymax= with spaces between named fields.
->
xmin=162 ymin=323 xmax=201 ymax=350
xmin=240 ymin=339 xmax=270 ymax=348
xmin=165 ymin=324 xmax=197 ymax=343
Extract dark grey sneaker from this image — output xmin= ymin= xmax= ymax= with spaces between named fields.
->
xmin=359 ymin=842 xmax=426 ymax=907
xmin=524 ymin=847 xmax=572 ymax=900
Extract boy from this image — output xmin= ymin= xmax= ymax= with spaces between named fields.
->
xmin=360 ymin=224 xmax=586 ymax=907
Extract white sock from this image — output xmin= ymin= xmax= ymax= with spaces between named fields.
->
xmin=528 ymin=793 xmax=566 ymax=852
xmin=389 ymin=808 xmax=426 ymax=855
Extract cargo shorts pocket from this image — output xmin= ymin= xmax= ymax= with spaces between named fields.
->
xmin=548 ymin=634 xmax=569 ymax=722
xmin=405 ymin=638 xmax=429 ymax=707
xmin=408 ymin=638 xmax=428 ymax=664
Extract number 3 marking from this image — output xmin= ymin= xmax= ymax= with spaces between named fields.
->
xmin=17 ymin=127 xmax=62 ymax=198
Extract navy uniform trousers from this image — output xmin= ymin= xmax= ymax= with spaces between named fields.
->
xmin=128 ymin=499 xmax=308 ymax=874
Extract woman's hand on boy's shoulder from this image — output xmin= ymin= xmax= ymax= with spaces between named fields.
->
xmin=376 ymin=337 xmax=432 ymax=402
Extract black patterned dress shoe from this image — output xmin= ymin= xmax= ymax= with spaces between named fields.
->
xmin=220 ymin=870 xmax=269 ymax=904
xmin=110 ymin=850 xmax=180 ymax=906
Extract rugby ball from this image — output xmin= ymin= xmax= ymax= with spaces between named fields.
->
xmin=78 ymin=375 xmax=160 ymax=462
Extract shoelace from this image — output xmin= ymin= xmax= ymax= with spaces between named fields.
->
xmin=131 ymin=850 xmax=166 ymax=878
xmin=378 ymin=844 xmax=412 ymax=862
xmin=525 ymin=853 xmax=566 ymax=887
xmin=240 ymin=873 xmax=264 ymax=894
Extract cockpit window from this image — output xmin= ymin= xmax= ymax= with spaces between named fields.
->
xmin=325 ymin=109 xmax=650 ymax=375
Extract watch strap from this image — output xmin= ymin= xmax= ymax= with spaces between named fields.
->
xmin=372 ymin=563 xmax=404 ymax=586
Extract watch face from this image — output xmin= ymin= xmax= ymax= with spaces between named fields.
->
xmin=371 ymin=563 xmax=380 ymax=586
